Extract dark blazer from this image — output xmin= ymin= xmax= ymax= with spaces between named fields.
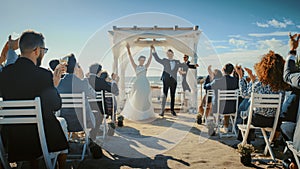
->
xmin=88 ymin=74 xmax=112 ymax=92
xmin=152 ymin=52 xmax=183 ymax=81
xmin=206 ymin=75 xmax=239 ymax=114
xmin=87 ymin=74 xmax=114 ymax=115
xmin=0 ymin=57 xmax=68 ymax=162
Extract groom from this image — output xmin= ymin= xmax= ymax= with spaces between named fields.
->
xmin=151 ymin=45 xmax=183 ymax=117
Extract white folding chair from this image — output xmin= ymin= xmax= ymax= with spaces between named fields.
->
xmin=286 ymin=141 xmax=300 ymax=167
xmin=88 ymin=91 xmax=108 ymax=140
xmin=238 ymin=92 xmax=282 ymax=161
xmin=0 ymin=98 xmax=61 ymax=169
xmin=203 ymin=89 xmax=214 ymax=124
xmin=60 ymin=92 xmax=90 ymax=160
xmin=215 ymin=89 xmax=239 ymax=138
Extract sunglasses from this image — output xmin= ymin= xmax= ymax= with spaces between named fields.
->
xmin=33 ymin=46 xmax=48 ymax=54
xmin=40 ymin=47 xmax=48 ymax=54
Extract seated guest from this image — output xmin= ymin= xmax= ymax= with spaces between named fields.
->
xmin=88 ymin=63 xmax=118 ymax=114
xmin=56 ymin=54 xmax=103 ymax=158
xmin=198 ymin=65 xmax=222 ymax=123
xmin=239 ymin=51 xmax=289 ymax=142
xmin=0 ymin=30 xmax=68 ymax=169
xmin=101 ymin=71 xmax=120 ymax=116
xmin=56 ymin=54 xmax=96 ymax=132
xmin=205 ymin=63 xmax=239 ymax=132
xmin=281 ymin=33 xmax=300 ymax=169
xmin=87 ymin=64 xmax=118 ymax=126
xmin=234 ymin=66 xmax=253 ymax=138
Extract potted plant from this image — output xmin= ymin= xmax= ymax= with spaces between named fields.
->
xmin=107 ymin=122 xmax=115 ymax=136
xmin=117 ymin=115 xmax=124 ymax=127
xmin=237 ymin=143 xmax=255 ymax=166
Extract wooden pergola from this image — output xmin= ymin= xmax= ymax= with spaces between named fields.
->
xmin=108 ymin=25 xmax=201 ymax=111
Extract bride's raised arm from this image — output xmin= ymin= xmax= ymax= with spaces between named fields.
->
xmin=126 ymin=43 xmax=137 ymax=69
xmin=145 ymin=46 xmax=153 ymax=68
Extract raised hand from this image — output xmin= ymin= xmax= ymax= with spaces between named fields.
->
xmin=207 ymin=65 xmax=214 ymax=80
xmin=53 ymin=63 xmax=67 ymax=87
xmin=235 ymin=65 xmax=244 ymax=79
xmin=126 ymin=43 xmax=130 ymax=49
xmin=8 ymin=35 xmax=19 ymax=50
xmin=244 ymin=67 xmax=256 ymax=82
xmin=150 ymin=45 xmax=156 ymax=52
xmin=289 ymin=32 xmax=300 ymax=51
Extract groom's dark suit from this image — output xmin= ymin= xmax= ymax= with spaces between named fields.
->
xmin=153 ymin=52 xmax=183 ymax=113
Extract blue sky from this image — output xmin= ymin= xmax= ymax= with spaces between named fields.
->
xmin=0 ymin=0 xmax=299 ymax=74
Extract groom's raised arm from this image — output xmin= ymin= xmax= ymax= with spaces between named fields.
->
xmin=151 ymin=45 xmax=163 ymax=64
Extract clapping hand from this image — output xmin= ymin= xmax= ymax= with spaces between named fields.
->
xmin=289 ymin=32 xmax=300 ymax=51
xmin=235 ymin=65 xmax=244 ymax=79
xmin=244 ymin=67 xmax=256 ymax=82
xmin=8 ymin=35 xmax=19 ymax=50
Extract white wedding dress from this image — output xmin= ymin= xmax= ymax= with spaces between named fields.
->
xmin=122 ymin=65 xmax=156 ymax=122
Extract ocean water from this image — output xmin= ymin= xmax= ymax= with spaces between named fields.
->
xmin=125 ymin=75 xmax=205 ymax=87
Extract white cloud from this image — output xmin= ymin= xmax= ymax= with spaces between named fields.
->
xmin=248 ymin=31 xmax=290 ymax=37
xmin=268 ymin=19 xmax=287 ymax=28
xmin=229 ymin=38 xmax=248 ymax=48
xmin=256 ymin=22 xmax=269 ymax=28
xmin=255 ymin=19 xmax=294 ymax=28
xmin=228 ymin=34 xmax=241 ymax=38
xmin=284 ymin=18 xmax=294 ymax=26
xmin=214 ymin=46 xmax=228 ymax=49
xmin=210 ymin=40 xmax=227 ymax=43
xmin=257 ymin=38 xmax=284 ymax=50
xmin=297 ymin=25 xmax=300 ymax=28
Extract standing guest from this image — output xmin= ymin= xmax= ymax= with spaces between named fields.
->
xmin=179 ymin=54 xmax=199 ymax=92
xmin=0 ymin=30 xmax=68 ymax=169
xmin=111 ymin=73 xmax=120 ymax=96
xmin=111 ymin=73 xmax=120 ymax=116
xmin=205 ymin=63 xmax=239 ymax=132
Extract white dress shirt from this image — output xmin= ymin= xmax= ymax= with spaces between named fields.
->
xmin=170 ymin=60 xmax=175 ymax=70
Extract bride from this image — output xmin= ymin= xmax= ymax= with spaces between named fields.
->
xmin=121 ymin=43 xmax=156 ymax=122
